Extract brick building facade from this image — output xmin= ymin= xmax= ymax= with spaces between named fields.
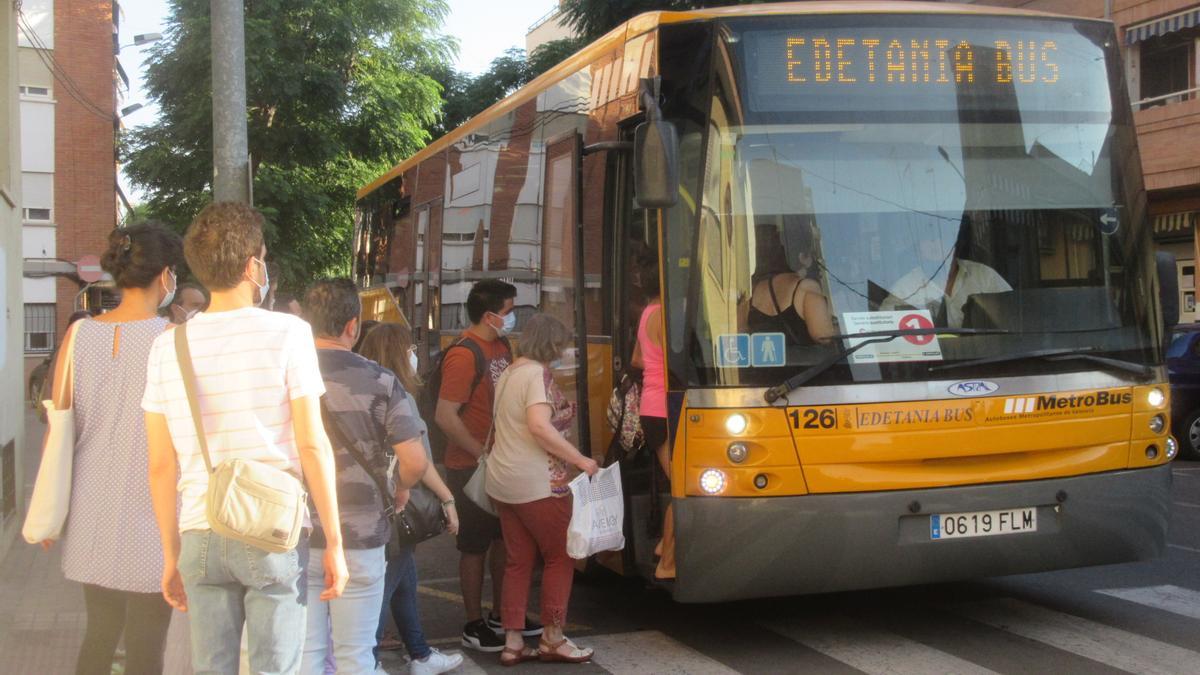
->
xmin=973 ymin=0 xmax=1200 ymax=322
xmin=18 ymin=0 xmax=129 ymax=390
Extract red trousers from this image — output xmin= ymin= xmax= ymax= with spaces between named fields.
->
xmin=495 ymin=496 xmax=575 ymax=630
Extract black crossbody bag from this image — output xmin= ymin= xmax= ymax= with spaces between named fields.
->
xmin=320 ymin=402 xmax=447 ymax=557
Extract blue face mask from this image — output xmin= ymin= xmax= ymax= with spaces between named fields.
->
xmin=492 ymin=311 xmax=515 ymax=337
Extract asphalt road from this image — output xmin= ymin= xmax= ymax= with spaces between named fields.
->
xmin=390 ymin=460 xmax=1200 ymax=674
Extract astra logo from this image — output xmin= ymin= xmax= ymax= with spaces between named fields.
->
xmin=948 ymin=380 xmax=999 ymax=397
xmin=1003 ymin=390 xmax=1133 ymax=414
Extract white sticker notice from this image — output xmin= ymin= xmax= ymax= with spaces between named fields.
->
xmin=841 ymin=310 xmax=944 ymax=364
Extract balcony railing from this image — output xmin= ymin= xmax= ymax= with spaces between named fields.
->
xmin=1134 ymin=86 xmax=1200 ymax=111
xmin=528 ymin=5 xmax=561 ymax=34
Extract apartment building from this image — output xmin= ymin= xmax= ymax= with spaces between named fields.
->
xmin=2 ymin=0 xmax=28 ymax=562
xmin=17 ymin=0 xmax=132 ymax=389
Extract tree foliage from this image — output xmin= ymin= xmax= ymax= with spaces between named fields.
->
xmin=560 ymin=0 xmax=768 ymax=41
xmin=429 ymin=37 xmax=584 ymax=139
xmin=124 ymin=0 xmax=453 ymax=291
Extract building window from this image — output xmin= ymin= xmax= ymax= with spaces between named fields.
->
xmin=1138 ymin=28 xmax=1198 ymax=109
xmin=18 ymin=85 xmax=51 ymax=97
xmin=22 ymin=207 xmax=51 ymax=222
xmin=24 ymin=304 xmax=56 ymax=352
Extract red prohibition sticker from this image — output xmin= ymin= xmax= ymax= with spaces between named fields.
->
xmin=899 ymin=313 xmax=935 ymax=345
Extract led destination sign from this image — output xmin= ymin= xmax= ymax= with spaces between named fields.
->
xmin=738 ymin=21 xmax=1112 ymax=115
xmin=783 ymin=37 xmax=1059 ymax=87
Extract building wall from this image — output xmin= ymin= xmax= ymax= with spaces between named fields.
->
xmin=17 ymin=0 xmax=119 ymax=391
xmin=52 ymin=0 xmax=116 ymax=338
xmin=526 ymin=1 xmax=577 ymax=55
xmin=2 ymin=0 xmax=28 ymax=562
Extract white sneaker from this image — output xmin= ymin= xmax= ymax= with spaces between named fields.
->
xmin=408 ymin=648 xmax=465 ymax=675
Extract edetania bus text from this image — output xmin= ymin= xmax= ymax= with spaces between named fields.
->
xmin=784 ymin=37 xmax=1060 ymax=86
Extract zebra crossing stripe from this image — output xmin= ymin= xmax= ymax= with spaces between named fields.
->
xmin=949 ymin=598 xmax=1200 ymax=675
xmin=586 ymin=630 xmax=738 ymax=674
xmin=763 ymin=616 xmax=998 ymax=675
xmin=1097 ymin=585 xmax=1200 ymax=621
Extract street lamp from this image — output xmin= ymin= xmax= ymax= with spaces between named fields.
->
xmin=120 ymin=103 xmax=144 ymax=117
xmin=116 ymin=33 xmax=163 ymax=51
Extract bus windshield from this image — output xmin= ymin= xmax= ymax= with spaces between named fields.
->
xmin=671 ymin=14 xmax=1162 ymax=388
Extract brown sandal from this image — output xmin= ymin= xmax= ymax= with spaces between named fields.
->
xmin=538 ymin=637 xmax=594 ymax=663
xmin=499 ymin=645 xmax=538 ymax=667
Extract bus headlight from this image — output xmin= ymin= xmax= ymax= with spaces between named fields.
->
xmin=727 ymin=442 xmax=749 ymax=464
xmin=1166 ymin=437 xmax=1179 ymax=459
xmin=725 ymin=413 xmax=748 ymax=435
xmin=1149 ymin=414 xmax=1166 ymax=434
xmin=1147 ymin=388 xmax=1166 ymax=408
xmin=699 ymin=469 xmax=727 ymax=495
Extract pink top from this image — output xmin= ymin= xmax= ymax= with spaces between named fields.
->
xmin=638 ymin=302 xmax=668 ymax=418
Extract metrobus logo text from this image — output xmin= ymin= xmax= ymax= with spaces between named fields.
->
xmin=1003 ymin=391 xmax=1132 ymax=415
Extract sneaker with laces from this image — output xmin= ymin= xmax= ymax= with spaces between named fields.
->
xmin=409 ymin=647 xmax=465 ymax=675
xmin=461 ymin=619 xmax=505 ymax=652
xmin=486 ymin=612 xmax=544 ymax=637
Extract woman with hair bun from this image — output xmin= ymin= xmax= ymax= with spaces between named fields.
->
xmin=37 ymin=222 xmax=184 ymax=675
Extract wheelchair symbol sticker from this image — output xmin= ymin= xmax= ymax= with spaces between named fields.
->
xmin=716 ymin=334 xmax=750 ymax=367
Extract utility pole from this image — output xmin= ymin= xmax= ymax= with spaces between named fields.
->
xmin=210 ymin=0 xmax=250 ymax=203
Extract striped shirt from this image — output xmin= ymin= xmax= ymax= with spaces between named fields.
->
xmin=141 ymin=307 xmax=326 ymax=533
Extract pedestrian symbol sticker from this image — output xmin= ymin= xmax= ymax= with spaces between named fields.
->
xmin=751 ymin=333 xmax=786 ymax=367
xmin=716 ymin=334 xmax=750 ymax=367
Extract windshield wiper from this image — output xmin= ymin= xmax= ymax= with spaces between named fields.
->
xmin=928 ymin=347 xmax=1154 ymax=379
xmin=762 ymin=328 xmax=1009 ymax=404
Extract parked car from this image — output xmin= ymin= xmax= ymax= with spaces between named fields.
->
xmin=1167 ymin=324 xmax=1200 ymax=460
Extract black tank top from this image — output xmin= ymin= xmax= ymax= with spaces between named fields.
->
xmin=747 ymin=277 xmax=815 ymax=346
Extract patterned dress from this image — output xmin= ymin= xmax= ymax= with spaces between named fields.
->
xmin=60 ymin=317 xmax=169 ymax=593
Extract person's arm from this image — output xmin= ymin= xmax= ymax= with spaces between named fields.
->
xmin=390 ymin=437 xmax=429 ymax=511
xmin=630 ymin=339 xmax=644 ymax=370
xmin=435 ymin=398 xmax=484 ymax=457
xmin=797 ymin=279 xmax=836 ymax=344
xmin=420 ymin=467 xmax=459 ymax=535
xmin=648 ymin=305 xmax=665 ymax=349
xmin=145 ymin=411 xmax=187 ymax=611
xmin=527 ymin=403 xmax=598 ymax=476
xmin=291 ymin=395 xmax=348 ymax=600
xmin=433 ymin=347 xmax=486 ymax=458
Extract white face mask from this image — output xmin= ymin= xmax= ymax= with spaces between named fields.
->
xmin=159 ymin=270 xmax=177 ymax=309
xmin=248 ymin=257 xmax=270 ymax=307
xmin=408 ymin=350 xmax=419 ymax=374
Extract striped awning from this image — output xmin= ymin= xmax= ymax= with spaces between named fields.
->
xmin=1126 ymin=8 xmax=1200 ymax=45
xmin=1153 ymin=211 xmax=1197 ymax=236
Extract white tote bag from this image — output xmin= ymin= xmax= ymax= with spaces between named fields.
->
xmin=22 ymin=323 xmax=81 ymax=544
xmin=566 ymin=463 xmax=626 ymax=560
xmin=464 ymin=453 xmax=497 ymax=516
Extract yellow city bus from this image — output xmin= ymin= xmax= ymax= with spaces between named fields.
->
xmin=354 ymin=2 xmax=1179 ymax=602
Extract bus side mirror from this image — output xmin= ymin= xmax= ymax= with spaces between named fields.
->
xmin=1157 ymin=251 xmax=1180 ymax=330
xmin=634 ymin=77 xmax=679 ymax=209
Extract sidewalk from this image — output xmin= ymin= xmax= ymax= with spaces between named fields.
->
xmin=0 ymin=409 xmax=193 ymax=674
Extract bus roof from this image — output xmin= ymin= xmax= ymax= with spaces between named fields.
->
xmin=357 ymin=1 xmax=1101 ymax=200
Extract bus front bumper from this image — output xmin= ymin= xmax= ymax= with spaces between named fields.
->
xmin=672 ymin=464 xmax=1171 ymax=603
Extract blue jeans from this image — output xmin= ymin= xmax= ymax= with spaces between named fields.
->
xmin=301 ymin=546 xmax=386 ymax=675
xmin=178 ymin=530 xmax=309 ymax=675
xmin=376 ymin=546 xmax=432 ymax=661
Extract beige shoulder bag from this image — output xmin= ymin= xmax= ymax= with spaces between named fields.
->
xmin=176 ymin=324 xmax=307 ymax=553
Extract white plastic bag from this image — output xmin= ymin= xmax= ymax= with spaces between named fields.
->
xmin=566 ymin=463 xmax=625 ymax=559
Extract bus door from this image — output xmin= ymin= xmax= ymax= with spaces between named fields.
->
xmin=541 ymin=131 xmax=613 ymax=475
xmin=609 ymin=122 xmax=662 ymax=577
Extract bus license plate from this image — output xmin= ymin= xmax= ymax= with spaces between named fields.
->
xmin=930 ymin=508 xmax=1037 ymax=540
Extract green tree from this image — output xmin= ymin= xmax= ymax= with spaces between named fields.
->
xmin=560 ymin=0 xmax=767 ymax=41
xmin=124 ymin=0 xmax=454 ymax=291
xmin=431 ymin=37 xmax=584 ymax=138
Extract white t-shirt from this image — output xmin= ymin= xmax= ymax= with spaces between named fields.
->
xmin=141 ymin=307 xmax=326 ymax=533
xmin=882 ymin=258 xmax=1012 ymax=327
